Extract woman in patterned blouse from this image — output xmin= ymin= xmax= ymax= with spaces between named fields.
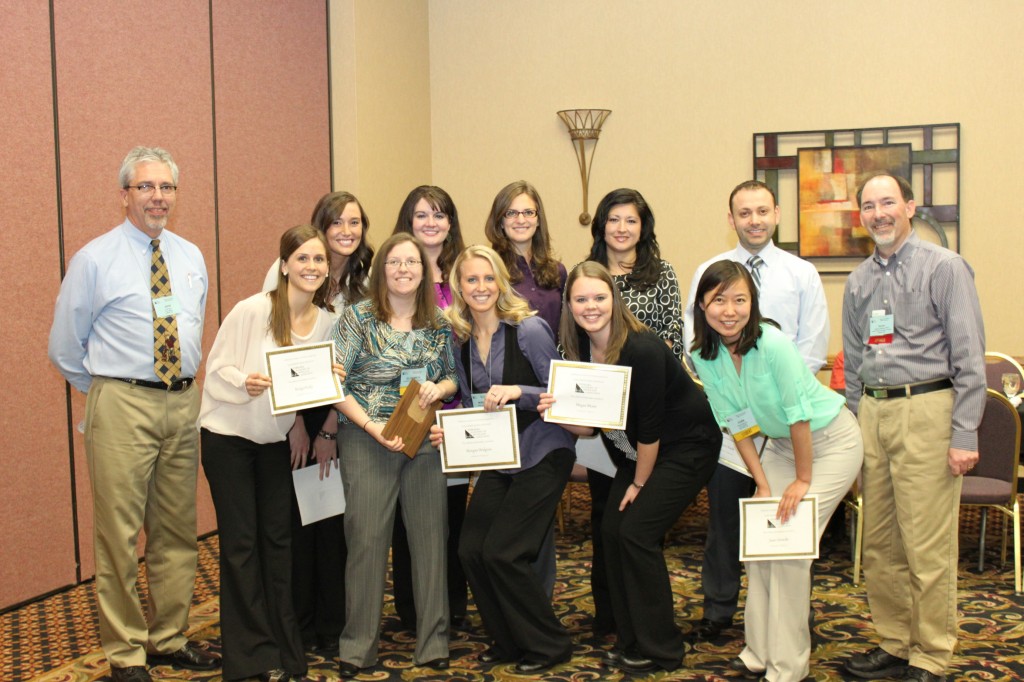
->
xmin=582 ymin=187 xmax=686 ymax=636
xmin=326 ymin=233 xmax=458 ymax=678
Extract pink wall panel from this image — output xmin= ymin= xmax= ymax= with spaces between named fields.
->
xmin=52 ymin=0 xmax=220 ymax=580
xmin=212 ymin=0 xmax=332 ymax=311
xmin=0 ymin=2 xmax=78 ymax=609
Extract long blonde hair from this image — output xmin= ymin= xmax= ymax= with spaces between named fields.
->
xmin=445 ymin=245 xmax=534 ymax=342
xmin=559 ymin=261 xmax=646 ymax=365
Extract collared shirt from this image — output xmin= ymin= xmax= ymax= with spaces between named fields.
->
xmin=457 ymin=316 xmax=574 ymax=473
xmin=693 ymin=324 xmax=845 ymax=440
xmin=684 ymin=240 xmax=829 ymax=373
xmin=512 ymin=255 xmax=567 ymax=341
xmin=48 ymin=219 xmax=208 ymax=394
xmin=614 ymin=259 xmax=685 ymax=362
xmin=842 ymin=233 xmax=986 ymax=451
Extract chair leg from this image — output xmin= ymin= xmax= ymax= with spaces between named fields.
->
xmin=978 ymin=508 xmax=988 ymax=573
xmin=1013 ymin=501 xmax=1021 ymax=595
xmin=852 ymin=498 xmax=864 ymax=586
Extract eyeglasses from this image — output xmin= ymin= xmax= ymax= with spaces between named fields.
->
xmin=413 ymin=211 xmax=448 ymax=222
xmin=384 ymin=258 xmax=423 ymax=269
xmin=504 ymin=209 xmax=538 ymax=220
xmin=125 ymin=183 xmax=178 ymax=195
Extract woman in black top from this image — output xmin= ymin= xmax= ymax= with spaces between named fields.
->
xmin=545 ymin=261 xmax=721 ymax=674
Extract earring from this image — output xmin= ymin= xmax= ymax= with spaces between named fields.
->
xmin=282 ymin=270 xmax=288 ymax=279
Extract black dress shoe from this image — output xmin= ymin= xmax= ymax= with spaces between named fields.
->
xmin=690 ymin=617 xmax=731 ymax=640
xmin=602 ymin=648 xmax=624 ymax=666
xmin=904 ymin=666 xmax=946 ymax=681
xmin=728 ymin=656 xmax=764 ymax=679
xmin=421 ymin=657 xmax=449 ymax=670
xmin=514 ymin=653 xmax=571 ymax=675
xmin=478 ymin=647 xmax=511 ymax=664
xmin=844 ymin=647 xmax=909 ymax=679
xmin=148 ymin=641 xmax=220 ymax=671
xmin=110 ymin=666 xmax=152 ymax=682
xmin=257 ymin=670 xmax=291 ymax=682
xmin=313 ymin=634 xmax=340 ymax=657
xmin=612 ymin=652 xmax=658 ymax=674
xmin=338 ymin=660 xmax=366 ymax=678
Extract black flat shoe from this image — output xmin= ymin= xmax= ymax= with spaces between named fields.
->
xmin=478 ymin=648 xmax=511 ymax=664
xmin=728 ymin=656 xmax=764 ymax=679
xmin=257 ymin=669 xmax=291 ymax=682
xmin=602 ymin=648 xmax=624 ymax=667
xmin=612 ymin=652 xmax=658 ymax=674
xmin=689 ymin=617 xmax=731 ymax=641
xmin=338 ymin=660 xmax=365 ymax=678
xmin=421 ymin=657 xmax=449 ymax=670
xmin=514 ymin=653 xmax=571 ymax=675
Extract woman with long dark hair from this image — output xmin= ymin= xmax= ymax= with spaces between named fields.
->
xmin=200 ymin=225 xmax=338 ymax=682
xmin=690 ymin=260 xmax=862 ymax=682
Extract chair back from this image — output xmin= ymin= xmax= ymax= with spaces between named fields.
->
xmin=984 ymin=352 xmax=1024 ymax=394
xmin=965 ymin=389 xmax=1021 ymax=495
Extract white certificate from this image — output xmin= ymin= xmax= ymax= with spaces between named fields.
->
xmin=575 ymin=433 xmax=618 ymax=478
xmin=545 ymin=360 xmax=631 ymax=430
xmin=436 ymin=406 xmax=520 ymax=473
xmin=739 ymin=496 xmax=819 ymax=561
xmin=266 ymin=341 xmax=344 ymax=415
xmin=291 ymin=464 xmax=346 ymax=525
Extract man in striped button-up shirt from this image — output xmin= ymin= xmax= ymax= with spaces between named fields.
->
xmin=841 ymin=173 xmax=985 ymax=682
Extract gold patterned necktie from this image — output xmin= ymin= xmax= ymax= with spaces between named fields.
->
xmin=150 ymin=239 xmax=182 ymax=384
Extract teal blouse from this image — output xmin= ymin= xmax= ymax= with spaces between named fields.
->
xmin=691 ymin=323 xmax=844 ymax=440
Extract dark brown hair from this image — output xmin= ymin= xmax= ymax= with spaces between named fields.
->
xmin=268 ymin=224 xmax=331 ymax=346
xmin=587 ymin=188 xmax=662 ymax=290
xmin=483 ymin=180 xmax=561 ymax=288
xmin=310 ymin=191 xmax=373 ymax=303
xmin=367 ymin=233 xmax=440 ymax=330
xmin=391 ymin=185 xmax=465 ymax=283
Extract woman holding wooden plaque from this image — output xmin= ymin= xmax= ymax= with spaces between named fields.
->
xmin=325 ymin=232 xmax=458 ymax=678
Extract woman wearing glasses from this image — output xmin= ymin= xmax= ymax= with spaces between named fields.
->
xmin=261 ymin=191 xmax=373 ymax=657
xmin=690 ymin=260 xmax=862 ymax=682
xmin=390 ymin=186 xmax=470 ymax=630
xmin=328 ymin=233 xmax=458 ymax=678
xmin=199 ymin=225 xmax=339 ymax=682
xmin=430 ymin=245 xmax=575 ymax=674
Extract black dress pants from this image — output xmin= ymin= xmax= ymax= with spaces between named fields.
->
xmin=603 ymin=445 xmax=717 ymax=671
xmin=458 ymin=449 xmax=575 ymax=664
xmin=201 ymin=429 xmax=306 ymax=681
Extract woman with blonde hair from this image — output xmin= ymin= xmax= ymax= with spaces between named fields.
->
xmin=430 ymin=245 xmax=575 ymax=673
xmin=545 ymin=261 xmax=720 ymax=675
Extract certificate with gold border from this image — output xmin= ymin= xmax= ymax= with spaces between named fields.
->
xmin=266 ymin=341 xmax=344 ymax=415
xmin=739 ymin=496 xmax=819 ymax=561
xmin=545 ymin=360 xmax=631 ymax=430
xmin=437 ymin=406 xmax=520 ymax=473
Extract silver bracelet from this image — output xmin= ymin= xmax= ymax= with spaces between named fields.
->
xmin=317 ymin=430 xmax=337 ymax=441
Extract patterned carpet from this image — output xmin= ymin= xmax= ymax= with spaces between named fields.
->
xmin=6 ymin=489 xmax=1024 ymax=682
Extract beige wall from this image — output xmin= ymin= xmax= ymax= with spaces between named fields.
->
xmin=331 ymin=0 xmax=432 ymax=233
xmin=424 ymin=0 xmax=1024 ymax=354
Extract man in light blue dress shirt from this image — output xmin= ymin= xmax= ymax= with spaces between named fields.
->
xmin=683 ymin=180 xmax=829 ymax=641
xmin=48 ymin=147 xmax=217 ymax=682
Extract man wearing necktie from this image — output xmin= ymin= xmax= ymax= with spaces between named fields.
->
xmin=683 ymin=180 xmax=829 ymax=642
xmin=49 ymin=147 xmax=218 ymax=682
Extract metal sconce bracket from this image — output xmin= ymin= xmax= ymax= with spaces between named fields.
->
xmin=557 ymin=109 xmax=611 ymax=225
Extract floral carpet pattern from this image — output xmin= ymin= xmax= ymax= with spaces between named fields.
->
xmin=9 ymin=491 xmax=1024 ymax=682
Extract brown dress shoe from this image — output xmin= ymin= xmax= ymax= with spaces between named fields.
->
xmin=110 ymin=666 xmax=152 ymax=682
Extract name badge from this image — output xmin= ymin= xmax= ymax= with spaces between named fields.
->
xmin=726 ymin=408 xmax=761 ymax=442
xmin=471 ymin=393 xmax=487 ymax=408
xmin=868 ymin=309 xmax=894 ymax=345
xmin=153 ymin=295 xmax=181 ymax=318
xmin=400 ymin=367 xmax=427 ymax=396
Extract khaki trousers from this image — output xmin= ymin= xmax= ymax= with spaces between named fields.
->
xmin=859 ymin=389 xmax=961 ymax=675
xmin=84 ymin=377 xmax=200 ymax=667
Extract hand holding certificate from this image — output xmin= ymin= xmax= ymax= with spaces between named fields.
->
xmin=266 ymin=341 xmax=345 ymax=415
xmin=544 ymin=360 xmax=631 ymax=430
xmin=435 ymin=405 xmax=520 ymax=473
xmin=739 ymin=496 xmax=819 ymax=561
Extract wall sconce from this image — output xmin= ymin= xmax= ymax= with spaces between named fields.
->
xmin=557 ymin=109 xmax=611 ymax=225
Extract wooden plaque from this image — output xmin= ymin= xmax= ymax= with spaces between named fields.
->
xmin=381 ymin=378 xmax=441 ymax=457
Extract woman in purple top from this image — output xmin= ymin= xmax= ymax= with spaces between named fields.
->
xmin=390 ymin=185 xmax=469 ymax=628
xmin=484 ymin=180 xmax=567 ymax=338
xmin=430 ymin=245 xmax=575 ymax=674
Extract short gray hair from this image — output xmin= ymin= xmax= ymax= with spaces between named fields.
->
xmin=119 ymin=146 xmax=179 ymax=187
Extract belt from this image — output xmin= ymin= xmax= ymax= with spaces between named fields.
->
xmin=862 ymin=378 xmax=952 ymax=400
xmin=112 ymin=377 xmax=194 ymax=392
